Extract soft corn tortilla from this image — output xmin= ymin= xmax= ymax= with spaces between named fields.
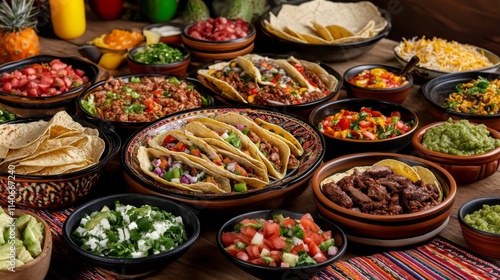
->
xmin=214 ymin=112 xmax=291 ymax=179
xmin=253 ymin=117 xmax=303 ymax=157
xmin=283 ymin=56 xmax=339 ymax=93
xmin=197 ymin=60 xmax=248 ymax=103
xmin=137 ymin=146 xmax=229 ymax=194
xmin=149 ymin=129 xmax=269 ymax=188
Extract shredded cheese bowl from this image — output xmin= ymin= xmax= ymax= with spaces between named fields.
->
xmin=394 ymin=36 xmax=500 ymax=79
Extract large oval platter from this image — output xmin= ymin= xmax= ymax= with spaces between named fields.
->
xmin=122 ymin=107 xmax=325 ymax=210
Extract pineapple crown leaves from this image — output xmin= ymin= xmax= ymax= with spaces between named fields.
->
xmin=0 ymin=0 xmax=40 ymax=32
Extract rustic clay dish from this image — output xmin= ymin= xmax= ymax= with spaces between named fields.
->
xmin=343 ymin=64 xmax=413 ymax=104
xmin=62 ymin=193 xmax=200 ymax=278
xmin=309 ymin=98 xmax=419 ymax=159
xmin=311 ymin=152 xmax=457 ymax=243
xmin=0 ymin=208 xmax=52 ymax=280
xmin=122 ymin=107 xmax=325 ymax=211
xmin=76 ymin=74 xmax=215 ymax=136
xmin=411 ymin=121 xmax=500 ymax=183
xmin=186 ymin=42 xmax=255 ymax=63
xmin=258 ymin=2 xmax=391 ymax=62
xmin=420 ymin=71 xmax=500 ymax=131
xmin=143 ymin=22 xmax=183 ymax=44
xmin=0 ymin=115 xmax=121 ymax=209
xmin=181 ymin=22 xmax=256 ymax=53
xmin=458 ymin=197 xmax=500 ymax=259
xmin=196 ymin=56 xmax=343 ymax=120
xmin=216 ymin=209 xmax=347 ymax=280
xmin=0 ymin=55 xmax=99 ymax=117
xmin=127 ymin=43 xmax=191 ymax=76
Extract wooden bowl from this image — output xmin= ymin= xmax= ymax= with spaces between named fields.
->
xmin=458 ymin=197 xmax=500 ymax=259
xmin=311 ymin=152 xmax=457 ymax=241
xmin=0 ymin=208 xmax=52 ymax=280
xmin=343 ymin=64 xmax=413 ymax=104
xmin=127 ymin=44 xmax=191 ymax=76
xmin=420 ymin=71 xmax=500 ymax=130
xmin=411 ymin=121 xmax=500 ymax=183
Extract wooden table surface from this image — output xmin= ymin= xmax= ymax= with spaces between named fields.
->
xmin=37 ymin=16 xmax=500 ymax=279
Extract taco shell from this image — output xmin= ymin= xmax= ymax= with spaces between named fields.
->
xmin=252 ymin=117 xmax=303 ymax=156
xmin=137 ymin=146 xmax=229 ymax=194
xmin=285 ymin=56 xmax=339 ymax=93
xmin=214 ymin=112 xmax=291 ymax=179
xmin=197 ymin=60 xmax=248 ymax=103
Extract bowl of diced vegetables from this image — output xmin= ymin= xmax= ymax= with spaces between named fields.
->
xmin=0 ymin=106 xmax=15 ymax=123
xmin=216 ymin=209 xmax=347 ymax=280
xmin=62 ymin=193 xmax=200 ymax=278
xmin=0 ymin=207 xmax=53 ymax=280
xmin=127 ymin=43 xmax=191 ymax=76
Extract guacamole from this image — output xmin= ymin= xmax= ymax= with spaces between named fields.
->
xmin=422 ymin=119 xmax=500 ymax=156
xmin=464 ymin=204 xmax=500 ymax=234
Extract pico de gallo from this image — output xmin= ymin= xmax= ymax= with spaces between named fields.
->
xmin=319 ymin=107 xmax=414 ymax=140
xmin=0 ymin=59 xmax=88 ymax=97
xmin=348 ymin=68 xmax=408 ymax=89
xmin=221 ymin=213 xmax=339 ymax=268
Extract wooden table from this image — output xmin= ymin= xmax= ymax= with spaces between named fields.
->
xmin=37 ymin=17 xmax=500 ymax=279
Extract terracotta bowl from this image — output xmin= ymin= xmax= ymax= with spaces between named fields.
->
xmin=458 ymin=197 xmax=500 ymax=259
xmin=343 ymin=64 xmax=413 ymax=104
xmin=62 ymin=194 xmax=200 ymax=278
xmin=216 ymin=209 xmax=347 ymax=280
xmin=311 ymin=152 xmax=457 ymax=241
xmin=127 ymin=43 xmax=191 ymax=76
xmin=76 ymin=74 xmax=215 ymax=138
xmin=143 ymin=22 xmax=183 ymax=45
xmin=0 ymin=115 xmax=121 ymax=209
xmin=122 ymin=107 xmax=325 ymax=211
xmin=420 ymin=71 xmax=500 ymax=131
xmin=0 ymin=208 xmax=52 ymax=280
xmin=185 ymin=42 xmax=255 ymax=63
xmin=411 ymin=121 xmax=500 ymax=183
xmin=309 ymin=98 xmax=419 ymax=159
xmin=0 ymin=55 xmax=99 ymax=117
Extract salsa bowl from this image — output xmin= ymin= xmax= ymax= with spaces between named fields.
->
xmin=122 ymin=107 xmax=325 ymax=211
xmin=127 ymin=43 xmax=191 ymax=76
xmin=311 ymin=153 xmax=457 ymax=244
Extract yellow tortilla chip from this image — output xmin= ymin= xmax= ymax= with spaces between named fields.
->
xmin=263 ymin=20 xmax=307 ymax=43
xmin=325 ymin=25 xmax=354 ymax=40
xmin=285 ymin=26 xmax=330 ymax=44
xmin=311 ymin=21 xmax=333 ymax=41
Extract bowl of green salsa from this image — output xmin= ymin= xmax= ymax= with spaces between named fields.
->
xmin=458 ymin=197 xmax=500 ymax=259
xmin=127 ymin=43 xmax=191 ymax=76
xmin=412 ymin=119 xmax=500 ymax=183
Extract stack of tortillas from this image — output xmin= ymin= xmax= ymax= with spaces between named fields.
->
xmin=263 ymin=0 xmax=388 ymax=44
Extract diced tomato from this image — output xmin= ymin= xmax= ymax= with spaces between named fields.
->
xmin=27 ymin=88 xmax=38 ymax=97
xmin=263 ymin=221 xmax=280 ymax=238
xmin=74 ymin=69 xmax=85 ymax=77
xmin=268 ymin=236 xmax=286 ymax=250
xmin=358 ymin=120 xmax=371 ymax=128
xmin=161 ymin=135 xmax=177 ymax=146
xmin=21 ymin=67 xmax=36 ymax=75
xmin=221 ymin=232 xmax=240 ymax=247
xmin=269 ymin=250 xmax=282 ymax=263
xmin=225 ymin=244 xmax=239 ymax=256
xmin=2 ymin=82 xmax=11 ymax=92
xmin=290 ymin=243 xmax=307 ymax=255
xmin=305 ymin=231 xmax=324 ymax=245
xmin=236 ymin=251 xmax=249 ymax=261
xmin=245 ymin=244 xmax=260 ymax=259
xmin=173 ymin=142 xmax=188 ymax=152
xmin=191 ymin=148 xmax=202 ymax=157
xmin=360 ymin=107 xmax=372 ymax=114
xmin=240 ymin=226 xmax=257 ymax=239
xmin=236 ymin=232 xmax=251 ymax=245
xmin=322 ymin=230 xmax=332 ymax=241
xmin=281 ymin=218 xmax=296 ymax=228
xmin=306 ymin=240 xmax=322 ymax=257
xmin=313 ymin=253 xmax=328 ymax=263
xmin=337 ymin=117 xmax=351 ymax=130
xmin=250 ymin=258 xmax=268 ymax=265
xmin=362 ymin=131 xmax=375 ymax=140
xmin=233 ymin=164 xmax=248 ymax=177
xmin=371 ymin=110 xmax=382 ymax=117
xmin=390 ymin=111 xmax=401 ymax=118
xmin=300 ymin=214 xmax=320 ymax=233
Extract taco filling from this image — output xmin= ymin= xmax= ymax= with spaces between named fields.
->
xmin=220 ymin=155 xmax=263 ymax=181
xmin=160 ymin=134 xmax=223 ymax=166
xmin=291 ymin=62 xmax=330 ymax=95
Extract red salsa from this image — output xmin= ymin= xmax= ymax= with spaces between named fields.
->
xmin=349 ymin=68 xmax=407 ymax=89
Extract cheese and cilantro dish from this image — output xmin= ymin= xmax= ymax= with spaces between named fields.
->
xmin=71 ymin=201 xmax=187 ymax=258
xmin=395 ymin=36 xmax=493 ymax=72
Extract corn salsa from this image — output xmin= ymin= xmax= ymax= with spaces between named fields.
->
xmin=348 ymin=68 xmax=408 ymax=89
xmin=444 ymin=76 xmax=500 ymax=115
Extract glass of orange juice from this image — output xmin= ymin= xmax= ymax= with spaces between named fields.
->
xmin=49 ymin=0 xmax=86 ymax=40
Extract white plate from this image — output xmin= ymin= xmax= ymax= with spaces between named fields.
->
xmin=346 ymin=217 xmax=449 ymax=247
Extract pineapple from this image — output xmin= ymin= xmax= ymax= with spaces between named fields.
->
xmin=0 ymin=0 xmax=40 ymax=64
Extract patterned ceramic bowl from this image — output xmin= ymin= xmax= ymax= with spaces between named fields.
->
xmin=0 ymin=115 xmax=121 ymax=209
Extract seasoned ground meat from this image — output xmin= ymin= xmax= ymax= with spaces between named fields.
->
xmin=322 ymin=165 xmax=441 ymax=215
xmin=85 ymin=76 xmax=204 ymax=122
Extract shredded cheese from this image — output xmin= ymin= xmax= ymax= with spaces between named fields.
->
xmin=395 ymin=36 xmax=493 ymax=72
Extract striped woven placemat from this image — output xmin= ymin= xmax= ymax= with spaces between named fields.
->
xmin=313 ymin=237 xmax=500 ymax=280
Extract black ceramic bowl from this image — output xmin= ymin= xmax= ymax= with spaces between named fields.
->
xmin=0 ymin=114 xmax=121 ymax=209
xmin=0 ymin=55 xmax=100 ymax=116
xmin=259 ymin=1 xmax=391 ymax=62
xmin=196 ymin=55 xmax=343 ymax=120
xmin=62 ymin=193 xmax=201 ymax=277
xmin=216 ymin=209 xmax=347 ymax=280
xmin=458 ymin=197 xmax=500 ymax=259
xmin=343 ymin=64 xmax=413 ymax=104
xmin=309 ymin=98 xmax=419 ymax=159
xmin=76 ymin=74 xmax=215 ymax=136
xmin=420 ymin=71 xmax=500 ymax=131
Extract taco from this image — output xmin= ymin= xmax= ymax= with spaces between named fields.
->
xmin=252 ymin=117 xmax=303 ymax=157
xmin=136 ymin=146 xmax=229 ymax=194
xmin=281 ymin=56 xmax=338 ymax=95
xmin=149 ymin=129 xmax=269 ymax=188
xmin=214 ymin=112 xmax=292 ymax=179
xmin=182 ymin=119 xmax=267 ymax=173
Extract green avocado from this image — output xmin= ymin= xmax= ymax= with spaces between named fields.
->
xmin=15 ymin=214 xmax=34 ymax=234
xmin=0 ymin=213 xmax=14 ymax=245
xmin=182 ymin=0 xmax=210 ymax=24
xmin=84 ymin=210 xmax=113 ymax=230
xmin=16 ymin=243 xmax=34 ymax=263
xmin=0 ymin=242 xmax=14 ymax=261
xmin=23 ymin=223 xmax=43 ymax=258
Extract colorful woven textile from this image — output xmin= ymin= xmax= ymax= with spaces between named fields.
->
xmin=314 ymin=237 xmax=500 ymax=280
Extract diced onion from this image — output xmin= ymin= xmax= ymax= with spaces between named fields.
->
xmin=180 ymin=176 xmax=191 ymax=184
xmin=226 ymin=162 xmax=237 ymax=172
xmin=292 ymin=236 xmax=303 ymax=246
xmin=152 ymin=159 xmax=161 ymax=167
xmin=153 ymin=167 xmax=163 ymax=177
xmin=221 ymin=131 xmax=229 ymax=139
xmin=328 ymin=246 xmax=338 ymax=256
xmin=183 ymin=172 xmax=198 ymax=183
xmin=236 ymin=124 xmax=245 ymax=130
